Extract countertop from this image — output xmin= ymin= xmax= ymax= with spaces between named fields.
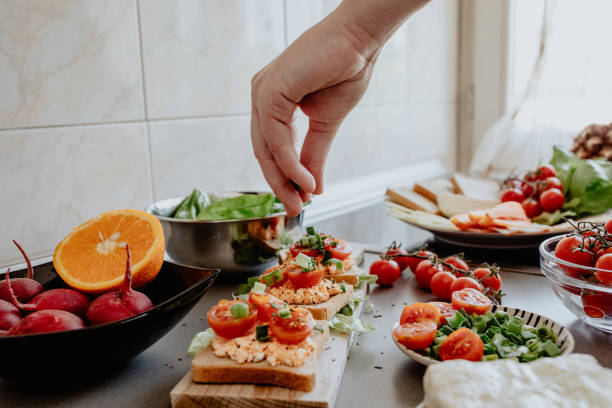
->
xmin=1 ymin=239 xmax=611 ymax=407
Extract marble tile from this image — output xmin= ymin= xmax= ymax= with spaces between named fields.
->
xmin=373 ymin=0 xmax=459 ymax=105
xmin=139 ymin=0 xmax=285 ymax=119
xmin=0 ymin=0 xmax=144 ymax=129
xmin=0 ymin=123 xmax=152 ymax=267
xmin=149 ymin=116 xmax=268 ymax=200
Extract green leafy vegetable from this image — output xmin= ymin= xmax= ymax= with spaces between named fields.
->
xmin=358 ymin=273 xmax=378 ymax=287
xmin=173 ymin=188 xmax=210 ymax=219
xmin=230 ymin=302 xmax=248 ymax=319
xmin=549 ymin=145 xmax=612 ymax=218
xmin=187 ymin=328 xmax=216 ymax=357
xmin=329 ymin=313 xmax=376 ymax=334
xmin=197 ymin=193 xmax=276 ymax=221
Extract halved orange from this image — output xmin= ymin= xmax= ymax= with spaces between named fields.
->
xmin=53 ymin=209 xmax=165 ymax=294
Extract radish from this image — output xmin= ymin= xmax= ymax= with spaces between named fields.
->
xmin=3 ymin=309 xmax=85 ymax=335
xmin=0 ymin=240 xmax=43 ymax=303
xmin=87 ymin=244 xmax=153 ymax=325
xmin=0 ymin=297 xmax=21 ymax=330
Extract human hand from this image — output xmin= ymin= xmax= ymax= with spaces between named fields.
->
xmin=251 ymin=0 xmax=430 ymax=216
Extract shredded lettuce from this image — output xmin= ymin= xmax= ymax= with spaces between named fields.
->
xmin=197 ymin=193 xmax=276 ymax=220
xmin=173 ymin=188 xmax=210 ymax=219
xmin=358 ymin=273 xmax=378 ymax=287
xmin=187 ymin=328 xmax=216 ymax=357
xmin=329 ymin=313 xmax=376 ymax=334
xmin=549 ymin=146 xmax=612 ymax=218
xmin=532 ymin=209 xmax=577 ymax=225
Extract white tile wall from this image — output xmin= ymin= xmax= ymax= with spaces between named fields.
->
xmin=0 ymin=123 xmax=151 ymax=266
xmin=0 ymin=0 xmax=459 ymax=266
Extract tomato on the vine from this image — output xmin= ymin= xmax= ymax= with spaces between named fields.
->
xmin=581 ymin=291 xmax=612 ymax=318
xmin=443 ymin=256 xmax=469 ymax=277
xmin=500 ymin=188 xmax=525 ymax=203
xmin=605 ymin=219 xmax=612 ymax=234
xmin=595 ymin=254 xmax=612 ymax=285
xmin=522 ymin=198 xmax=541 ymax=218
xmin=521 ymin=181 xmax=536 ymax=198
xmin=541 ymin=176 xmax=563 ymax=192
xmin=539 ymin=188 xmax=564 ymax=212
xmin=406 ymin=250 xmax=436 ymax=273
xmin=473 ymin=267 xmax=502 ymax=291
xmin=430 ymin=271 xmax=456 ymax=301
xmin=537 ymin=164 xmax=557 ymax=180
xmin=385 ymin=246 xmax=410 ymax=271
xmin=414 ymin=260 xmax=443 ymax=289
xmin=555 ymin=235 xmax=595 ymax=277
xmin=370 ymin=259 xmax=401 ymax=285
xmin=449 ymin=277 xmax=481 ymax=295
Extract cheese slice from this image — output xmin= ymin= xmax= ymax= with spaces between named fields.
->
xmin=451 ymin=173 xmax=501 ymax=201
xmin=437 ymin=193 xmax=499 ymax=218
xmin=422 ymin=354 xmax=612 ymax=408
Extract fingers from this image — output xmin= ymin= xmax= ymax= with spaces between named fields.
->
xmin=299 ymin=118 xmax=340 ymax=195
xmin=251 ymin=104 xmax=304 ymax=217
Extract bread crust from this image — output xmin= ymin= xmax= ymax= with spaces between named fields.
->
xmin=297 ymin=284 xmax=353 ymax=320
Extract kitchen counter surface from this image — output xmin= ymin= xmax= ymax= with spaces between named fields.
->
xmin=1 ymin=235 xmax=611 ymax=408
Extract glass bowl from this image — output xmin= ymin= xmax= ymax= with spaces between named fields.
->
xmin=539 ymin=235 xmax=612 ymax=333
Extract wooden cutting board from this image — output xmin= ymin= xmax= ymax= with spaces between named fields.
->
xmin=171 ymin=284 xmax=367 ymax=408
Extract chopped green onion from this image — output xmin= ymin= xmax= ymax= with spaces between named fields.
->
xmin=482 ymin=354 xmax=499 ymax=361
xmin=323 ymin=257 xmax=344 ymax=271
xmin=306 ymin=226 xmax=316 ymax=235
xmin=447 ymin=312 xmax=467 ymax=329
xmin=278 ymin=307 xmax=291 ymax=319
xmin=261 ymin=268 xmax=284 ymax=286
xmin=300 ymin=237 xmax=310 ymax=246
xmin=247 ymin=276 xmax=260 ymax=288
xmin=256 ymin=325 xmax=270 ymax=342
xmin=294 ymin=253 xmax=316 ymax=270
xmin=251 ymin=281 xmax=266 ymax=295
xmin=542 ymin=340 xmax=561 ymax=357
xmin=495 ymin=310 xmax=509 ymax=321
xmin=237 ymin=283 xmax=251 ymax=295
xmin=230 ymin=302 xmax=249 ymax=319
xmin=507 ymin=320 xmax=523 ymax=337
xmin=313 ymin=327 xmax=325 ymax=333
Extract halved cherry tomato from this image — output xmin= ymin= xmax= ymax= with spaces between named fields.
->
xmin=449 ymin=277 xmax=482 ymax=295
xmin=595 ymin=254 xmax=612 ymax=285
xmin=399 ymin=302 xmax=441 ymax=327
xmin=451 ymin=288 xmax=492 ymax=315
xmin=406 ymin=250 xmax=437 ymax=273
xmin=249 ymin=293 xmax=284 ymax=323
xmin=428 ymin=302 xmax=457 ymax=325
xmin=287 ymin=265 xmax=323 ymax=289
xmin=393 ymin=321 xmax=437 ymax=350
xmin=443 ymin=256 xmax=469 ymax=277
xmin=414 ymin=260 xmax=443 ymax=289
xmin=439 ymin=327 xmax=484 ymax=361
xmin=289 ymin=243 xmax=321 ymax=258
xmin=430 ymin=272 xmax=456 ymax=301
xmin=370 ymin=259 xmax=401 ymax=285
xmin=324 ymin=237 xmax=352 ymax=260
xmin=269 ymin=307 xmax=315 ymax=344
xmin=385 ymin=246 xmax=410 ymax=271
xmin=473 ymin=267 xmax=502 ymax=291
xmin=260 ymin=265 xmax=288 ymax=287
xmin=207 ymin=301 xmax=257 ymax=339
xmin=555 ymin=235 xmax=595 ymax=277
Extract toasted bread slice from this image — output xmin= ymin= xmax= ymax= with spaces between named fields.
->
xmin=192 ymin=321 xmax=329 ymax=391
xmin=298 ymin=284 xmax=353 ymax=321
xmin=451 ymin=173 xmax=500 ymax=201
xmin=386 ymin=187 xmax=439 ymax=214
xmin=437 ymin=193 xmax=499 ymax=218
xmin=413 ymin=178 xmax=454 ymax=203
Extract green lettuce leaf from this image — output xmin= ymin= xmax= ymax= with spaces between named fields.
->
xmin=549 ymin=146 xmax=612 ymax=217
xmin=187 ymin=328 xmax=216 ymax=357
xmin=196 ymin=193 xmax=275 ymax=221
xmin=329 ymin=313 xmax=376 ymax=334
xmin=532 ymin=209 xmax=577 ymax=226
xmin=173 ymin=188 xmax=210 ymax=219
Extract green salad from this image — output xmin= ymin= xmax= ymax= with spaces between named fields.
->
xmin=423 ymin=308 xmax=562 ymax=362
xmin=172 ymin=189 xmax=286 ymax=221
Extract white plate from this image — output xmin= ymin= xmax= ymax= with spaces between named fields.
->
xmin=392 ymin=305 xmax=575 ymax=366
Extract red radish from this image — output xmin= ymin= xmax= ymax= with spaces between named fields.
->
xmin=0 ymin=297 xmax=21 ymax=330
xmin=3 ymin=309 xmax=85 ymax=336
xmin=0 ymin=240 xmax=43 ymax=303
xmin=86 ymin=244 xmax=153 ymax=326
xmin=5 ymin=269 xmax=90 ymax=318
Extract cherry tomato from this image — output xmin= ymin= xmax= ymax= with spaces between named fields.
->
xmin=414 ymin=260 xmax=444 ymax=289
xmin=430 ymin=272 xmax=457 ymax=301
xmin=287 ymin=265 xmax=323 ymax=289
xmin=500 ymin=188 xmax=526 ymax=203
xmin=393 ymin=321 xmax=437 ymax=350
xmin=597 ymin=246 xmax=612 ymax=260
xmin=524 ymin=171 xmax=538 ymax=182
xmin=370 ymin=259 xmax=401 ymax=285
xmin=207 ymin=301 xmax=257 ymax=339
xmin=581 ymin=291 xmax=612 ymax=318
xmin=323 ymin=237 xmax=352 ymax=260
xmin=406 ymin=250 xmax=437 ymax=273
xmin=259 ymin=265 xmax=288 ymax=287
xmin=269 ymin=307 xmax=315 ymax=344
xmin=541 ymin=176 xmax=563 ymax=192
xmin=555 ymin=236 xmax=595 ymax=277
xmin=439 ymin=327 xmax=484 ymax=361
xmin=428 ymin=302 xmax=457 ymax=325
xmin=289 ymin=243 xmax=321 ymax=258
xmin=538 ymin=164 xmax=557 ymax=180
xmin=443 ymin=256 xmax=469 ymax=277
xmin=385 ymin=247 xmax=410 ymax=271
xmin=595 ymin=254 xmax=612 ymax=285
xmin=521 ymin=181 xmax=536 ymax=198
xmin=606 ymin=219 xmax=612 ymax=234
xmin=473 ymin=267 xmax=502 ymax=291
xmin=451 ymin=288 xmax=492 ymax=315
xmin=522 ymin=198 xmax=542 ymax=218
xmin=449 ymin=277 xmax=482 ymax=295
xmin=539 ymin=188 xmax=565 ymax=213
xmin=399 ymin=302 xmax=441 ymax=327
xmin=249 ymin=293 xmax=284 ymax=322
xmin=504 ymin=179 xmax=523 ymax=190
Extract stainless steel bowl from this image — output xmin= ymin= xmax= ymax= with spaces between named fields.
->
xmin=145 ymin=192 xmax=307 ymax=275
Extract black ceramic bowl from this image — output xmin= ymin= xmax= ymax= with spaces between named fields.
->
xmin=0 ymin=259 xmax=218 ymax=381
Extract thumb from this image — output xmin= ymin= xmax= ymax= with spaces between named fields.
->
xmin=299 ymin=118 xmax=341 ymax=195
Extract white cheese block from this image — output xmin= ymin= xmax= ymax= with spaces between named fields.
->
xmin=422 ymin=354 xmax=612 ymax=408
xmin=436 ymin=193 xmax=499 ymax=218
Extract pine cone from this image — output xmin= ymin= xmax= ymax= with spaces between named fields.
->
xmin=572 ymin=122 xmax=612 ymax=160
